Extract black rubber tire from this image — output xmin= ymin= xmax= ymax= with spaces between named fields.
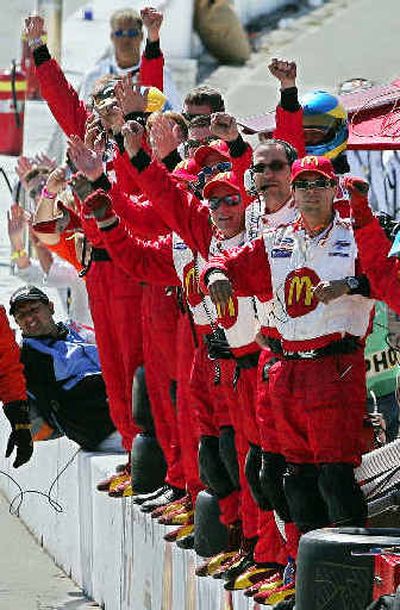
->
xmin=130 ymin=432 xmax=167 ymax=494
xmin=296 ymin=527 xmax=400 ymax=610
xmin=194 ymin=490 xmax=228 ymax=558
xmin=132 ymin=367 xmax=155 ymax=433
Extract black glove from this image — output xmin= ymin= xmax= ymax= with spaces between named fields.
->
xmin=4 ymin=400 xmax=33 ymax=468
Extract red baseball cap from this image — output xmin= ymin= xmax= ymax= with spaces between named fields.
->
xmin=194 ymin=145 xmax=230 ymax=169
xmin=203 ymin=171 xmax=241 ymax=199
xmin=291 ymin=155 xmax=336 ymax=182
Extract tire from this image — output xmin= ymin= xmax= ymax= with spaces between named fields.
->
xmin=296 ymin=527 xmax=400 ymax=610
xmin=194 ymin=490 xmax=228 ymax=557
xmin=132 ymin=366 xmax=155 ymax=433
xmin=130 ymin=432 xmax=167 ymax=494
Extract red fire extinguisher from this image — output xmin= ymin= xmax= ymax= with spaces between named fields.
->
xmin=0 ymin=61 xmax=26 ymax=156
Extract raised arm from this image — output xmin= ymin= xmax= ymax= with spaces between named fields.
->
xmin=25 ymin=16 xmax=89 ymax=138
xmin=269 ymin=58 xmax=306 ymax=157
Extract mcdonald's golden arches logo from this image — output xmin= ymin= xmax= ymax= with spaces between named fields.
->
xmin=284 ymin=267 xmax=320 ymax=318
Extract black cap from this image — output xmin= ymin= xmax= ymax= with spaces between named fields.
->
xmin=9 ymin=285 xmax=50 ymax=315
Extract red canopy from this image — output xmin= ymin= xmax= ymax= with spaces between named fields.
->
xmin=238 ymin=79 xmax=400 ymax=150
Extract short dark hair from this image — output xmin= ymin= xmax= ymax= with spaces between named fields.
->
xmin=254 ymin=138 xmax=298 ymax=166
xmin=184 ymin=85 xmax=225 ymax=113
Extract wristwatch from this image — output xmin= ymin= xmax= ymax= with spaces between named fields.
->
xmin=345 ymin=276 xmax=360 ymax=294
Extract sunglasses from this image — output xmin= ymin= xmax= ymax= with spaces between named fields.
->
xmin=113 ymin=29 xmax=141 ymax=38
xmin=185 ymin=136 xmax=217 ymax=150
xmin=196 ymin=162 xmax=232 ymax=189
xmin=251 ymin=160 xmax=289 ymax=173
xmin=292 ymin=178 xmax=336 ymax=190
xmin=208 ymin=194 xmax=241 ymax=211
xmin=182 ymin=112 xmax=210 ymax=123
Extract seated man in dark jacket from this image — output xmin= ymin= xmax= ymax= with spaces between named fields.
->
xmin=9 ymin=285 xmax=124 ymax=453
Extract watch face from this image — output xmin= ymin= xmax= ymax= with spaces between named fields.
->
xmin=347 ymin=277 xmax=359 ymax=291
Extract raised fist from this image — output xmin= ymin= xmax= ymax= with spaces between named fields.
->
xmin=268 ymin=58 xmax=297 ymax=89
xmin=121 ymin=120 xmax=145 ymax=158
xmin=141 ymin=7 xmax=163 ymax=42
xmin=210 ymin=113 xmax=239 ymax=143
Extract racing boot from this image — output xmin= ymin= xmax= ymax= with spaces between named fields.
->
xmin=108 ymin=478 xmax=134 ymax=498
xmin=151 ymin=494 xmax=192 ymax=519
xmin=224 ymin=562 xmax=277 ymax=591
xmin=195 ymin=521 xmax=242 ymax=577
xmin=244 ymin=570 xmax=283 ymax=597
xmin=96 ymin=461 xmax=130 ymax=492
xmin=213 ymin=535 xmax=258 ymax=581
xmin=176 ymin=532 xmax=195 ymax=550
xmin=132 ymin=484 xmax=170 ymax=505
xmin=254 ymin=557 xmax=296 ymax=606
xmin=164 ymin=523 xmax=194 ymax=543
xmin=140 ymin=485 xmax=185 ymax=513
xmin=158 ymin=508 xmax=194 ymax=526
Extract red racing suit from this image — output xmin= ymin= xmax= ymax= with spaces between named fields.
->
xmin=201 ymin=213 xmax=375 ymax=466
xmin=354 ymin=217 xmax=400 ymax=315
xmin=31 ymin=44 xmax=167 ymax=450
xmin=0 ymin=306 xmax=27 ymax=405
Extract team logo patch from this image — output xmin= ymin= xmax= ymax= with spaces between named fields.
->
xmin=284 ymin=267 xmax=320 ymax=318
xmin=183 ymin=262 xmax=202 ymax=307
xmin=271 ymin=248 xmax=292 ymax=258
xmin=173 ymin=241 xmax=187 ymax=250
xmin=216 ymin=295 xmax=238 ymax=329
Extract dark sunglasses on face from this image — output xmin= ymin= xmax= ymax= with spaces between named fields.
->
xmin=113 ymin=29 xmax=141 ymax=38
xmin=251 ymin=160 xmax=289 ymax=173
xmin=208 ymin=194 xmax=241 ymax=211
xmin=182 ymin=112 xmax=210 ymax=123
xmin=185 ymin=136 xmax=217 ymax=150
xmin=292 ymin=178 xmax=336 ymax=191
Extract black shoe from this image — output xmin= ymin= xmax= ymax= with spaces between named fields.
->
xmin=176 ymin=533 xmax=194 ymax=550
xmin=221 ymin=555 xmax=254 ymax=582
xmin=140 ymin=486 xmax=185 ymax=513
xmin=132 ymin=484 xmax=169 ymax=505
xmin=273 ymin=596 xmax=296 ymax=610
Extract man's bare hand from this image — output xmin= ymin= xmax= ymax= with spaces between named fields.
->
xmin=67 ymin=135 xmax=103 ymax=182
xmin=84 ymin=116 xmax=106 ymax=154
xmin=141 ymin=7 xmax=163 ymax=42
xmin=121 ymin=121 xmax=145 ymax=158
xmin=210 ymin=113 xmax=239 ymax=142
xmin=95 ymin=100 xmax=124 ymax=134
xmin=268 ymin=58 xmax=297 ymax=89
xmin=313 ymin=280 xmax=349 ymax=305
xmin=114 ymin=78 xmax=148 ymax=115
xmin=207 ymin=273 xmax=234 ymax=310
xmin=46 ymin=166 xmax=67 ymax=195
xmin=34 ymin=152 xmax=56 ymax=172
xmin=24 ymin=16 xmax=46 ymax=46
xmin=149 ymin=115 xmax=181 ymax=160
xmin=15 ymin=156 xmax=36 ymax=188
xmin=7 ymin=204 xmax=29 ymax=250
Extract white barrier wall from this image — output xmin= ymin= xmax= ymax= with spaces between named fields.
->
xmin=0 ymin=416 xmax=259 ymax=610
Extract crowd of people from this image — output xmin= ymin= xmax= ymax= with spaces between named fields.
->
xmin=1 ymin=6 xmax=400 ymax=609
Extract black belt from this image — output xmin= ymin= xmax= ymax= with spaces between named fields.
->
xmin=282 ymin=336 xmax=361 ymax=360
xmin=235 ymin=351 xmax=260 ymax=370
xmin=91 ymin=247 xmax=111 ymax=262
